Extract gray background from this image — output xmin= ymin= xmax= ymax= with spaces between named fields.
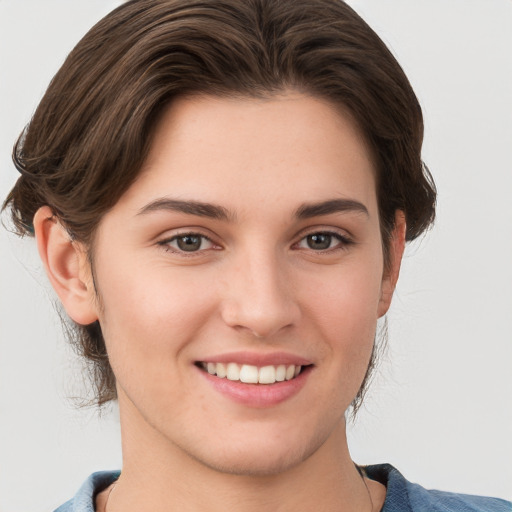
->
xmin=1 ymin=1 xmax=511 ymax=510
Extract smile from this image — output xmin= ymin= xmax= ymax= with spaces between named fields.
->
xmin=198 ymin=362 xmax=304 ymax=384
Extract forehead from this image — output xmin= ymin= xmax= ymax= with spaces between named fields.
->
xmin=114 ymin=92 xmax=378 ymax=219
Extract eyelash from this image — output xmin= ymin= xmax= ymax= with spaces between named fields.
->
xmin=157 ymin=230 xmax=353 ymax=255
xmin=294 ymin=231 xmax=353 ymax=252
xmin=157 ymin=232 xmax=218 ymax=255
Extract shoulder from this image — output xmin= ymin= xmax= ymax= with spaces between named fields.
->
xmin=363 ymin=464 xmax=512 ymax=512
xmin=53 ymin=471 xmax=120 ymax=512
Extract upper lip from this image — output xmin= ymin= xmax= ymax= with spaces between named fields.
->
xmin=196 ymin=351 xmax=313 ymax=367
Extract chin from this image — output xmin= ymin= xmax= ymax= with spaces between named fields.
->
xmin=182 ymin=428 xmax=328 ymax=478
xmin=195 ymin=446 xmax=312 ymax=477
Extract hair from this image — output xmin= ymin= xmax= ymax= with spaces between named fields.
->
xmin=3 ymin=0 xmax=436 ymax=409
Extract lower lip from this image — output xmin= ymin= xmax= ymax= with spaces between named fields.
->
xmin=197 ymin=365 xmax=312 ymax=408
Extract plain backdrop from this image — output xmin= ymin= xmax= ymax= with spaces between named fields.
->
xmin=1 ymin=1 xmax=511 ymax=510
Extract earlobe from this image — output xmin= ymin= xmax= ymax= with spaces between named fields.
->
xmin=33 ymin=206 xmax=98 ymax=325
xmin=378 ymin=211 xmax=406 ymax=317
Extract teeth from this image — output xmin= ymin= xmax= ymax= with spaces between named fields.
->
xmin=258 ymin=365 xmax=276 ymax=384
xmin=285 ymin=365 xmax=295 ymax=381
xmin=239 ymin=364 xmax=259 ymax=384
xmin=275 ymin=365 xmax=286 ymax=382
xmin=216 ymin=362 xmax=227 ymax=378
xmin=200 ymin=362 xmax=303 ymax=384
xmin=226 ymin=362 xmax=240 ymax=381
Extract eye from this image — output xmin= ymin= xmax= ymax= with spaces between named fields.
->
xmin=160 ymin=233 xmax=216 ymax=253
xmin=297 ymin=232 xmax=350 ymax=251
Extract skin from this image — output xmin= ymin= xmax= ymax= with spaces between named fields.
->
xmin=34 ymin=93 xmax=405 ymax=511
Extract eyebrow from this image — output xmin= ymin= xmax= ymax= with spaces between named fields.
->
xmin=137 ymin=197 xmax=368 ymax=221
xmin=295 ymin=198 xmax=369 ymax=219
xmin=137 ymin=198 xmax=233 ymax=221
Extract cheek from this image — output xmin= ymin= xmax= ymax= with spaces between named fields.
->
xmin=95 ymin=260 xmax=217 ymax=370
xmin=307 ymin=256 xmax=383 ymax=329
xmin=300 ymin=256 xmax=383 ymax=373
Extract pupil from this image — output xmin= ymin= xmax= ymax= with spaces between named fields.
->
xmin=177 ymin=235 xmax=201 ymax=251
xmin=307 ymin=234 xmax=331 ymax=250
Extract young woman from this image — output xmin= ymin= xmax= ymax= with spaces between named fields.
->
xmin=2 ymin=1 xmax=511 ymax=511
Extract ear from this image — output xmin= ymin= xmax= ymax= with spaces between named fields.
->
xmin=378 ymin=211 xmax=406 ymax=317
xmin=33 ymin=206 xmax=98 ymax=325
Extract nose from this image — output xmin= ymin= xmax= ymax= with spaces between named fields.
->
xmin=220 ymin=249 xmax=300 ymax=339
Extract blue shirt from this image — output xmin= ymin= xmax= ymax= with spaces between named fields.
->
xmin=55 ymin=464 xmax=511 ymax=511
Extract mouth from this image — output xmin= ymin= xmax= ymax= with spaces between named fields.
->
xmin=196 ymin=361 xmax=310 ymax=385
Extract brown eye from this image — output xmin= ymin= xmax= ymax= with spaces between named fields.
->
xmin=306 ymin=233 xmax=332 ymax=250
xmin=296 ymin=231 xmax=351 ymax=252
xmin=161 ymin=233 xmax=215 ymax=253
xmin=176 ymin=235 xmax=202 ymax=251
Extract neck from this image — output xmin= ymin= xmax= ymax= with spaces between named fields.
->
xmin=106 ymin=393 xmax=379 ymax=512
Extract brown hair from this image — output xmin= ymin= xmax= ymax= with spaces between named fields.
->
xmin=3 ymin=0 xmax=436 ymax=409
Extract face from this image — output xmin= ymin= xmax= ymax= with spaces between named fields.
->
xmin=83 ymin=93 xmax=401 ymax=475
